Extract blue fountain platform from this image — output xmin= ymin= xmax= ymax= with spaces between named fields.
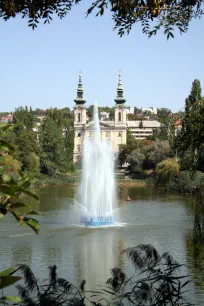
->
xmin=80 ymin=216 xmax=113 ymax=227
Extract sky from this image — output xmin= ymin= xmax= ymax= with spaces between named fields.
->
xmin=0 ymin=2 xmax=204 ymax=113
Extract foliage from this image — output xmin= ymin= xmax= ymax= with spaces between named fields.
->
xmin=12 ymin=264 xmax=86 ymax=306
xmin=144 ymin=140 xmax=171 ymax=169
xmin=0 ymin=267 xmax=22 ymax=304
xmin=1 ymin=155 xmax=21 ymax=174
xmin=14 ymin=107 xmax=35 ymax=130
xmin=127 ymin=148 xmax=145 ymax=172
xmin=3 ymin=106 xmax=74 ymax=178
xmin=0 ymin=0 xmax=203 ymax=38
xmin=175 ymin=79 xmax=204 ymax=172
xmin=155 ymin=158 xmax=180 ymax=187
xmin=11 ymin=245 xmax=193 ymax=306
xmin=170 ymin=171 xmax=204 ymax=193
xmin=0 ymin=124 xmax=40 ymax=234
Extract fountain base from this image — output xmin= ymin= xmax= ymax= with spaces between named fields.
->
xmin=80 ymin=216 xmax=113 ymax=227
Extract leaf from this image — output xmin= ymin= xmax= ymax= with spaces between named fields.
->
xmin=181 ymin=280 xmax=191 ymax=288
xmin=26 ymin=210 xmax=40 ymax=215
xmin=0 ymin=185 xmax=15 ymax=196
xmin=24 ymin=217 xmax=40 ymax=234
xmin=0 ymin=276 xmax=21 ymax=289
xmin=22 ymin=189 xmax=39 ymax=201
xmin=0 ymin=205 xmax=7 ymax=216
xmin=8 ymin=202 xmax=30 ymax=209
xmin=0 ymin=267 xmax=16 ymax=276
xmin=101 ymin=289 xmax=117 ymax=296
xmin=0 ymin=296 xmax=22 ymax=303
xmin=10 ymin=210 xmax=22 ymax=222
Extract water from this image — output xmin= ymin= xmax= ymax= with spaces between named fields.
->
xmin=1 ymin=186 xmax=204 ymax=304
xmin=77 ymin=103 xmax=116 ymax=226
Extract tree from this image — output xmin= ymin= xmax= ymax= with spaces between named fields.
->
xmin=13 ymin=107 xmax=35 ymax=131
xmin=39 ymin=117 xmax=64 ymax=175
xmin=0 ymin=0 xmax=202 ymax=39
xmin=155 ymin=158 xmax=180 ymax=187
xmin=144 ymin=140 xmax=171 ymax=169
xmin=0 ymin=124 xmax=40 ymax=234
xmin=127 ymin=148 xmax=145 ymax=173
xmin=176 ymin=79 xmax=204 ymax=171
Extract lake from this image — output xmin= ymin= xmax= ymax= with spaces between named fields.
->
xmin=0 ymin=185 xmax=204 ymax=305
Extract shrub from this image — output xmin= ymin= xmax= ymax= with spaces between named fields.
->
xmin=12 ymin=245 xmax=192 ymax=306
xmin=155 ymin=158 xmax=180 ymax=187
xmin=170 ymin=171 xmax=204 ymax=194
xmin=127 ymin=149 xmax=145 ymax=173
xmin=144 ymin=140 xmax=171 ymax=169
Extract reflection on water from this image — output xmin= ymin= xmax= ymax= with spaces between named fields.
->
xmin=1 ymin=185 xmax=204 ymax=304
xmin=185 ymin=192 xmax=204 ymax=301
xmin=74 ymin=230 xmax=125 ymax=289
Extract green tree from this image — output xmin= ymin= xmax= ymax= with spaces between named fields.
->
xmin=0 ymin=124 xmax=40 ymax=234
xmin=144 ymin=140 xmax=171 ymax=169
xmin=14 ymin=125 xmax=40 ymax=175
xmin=13 ymin=107 xmax=35 ymax=131
xmin=63 ymin=121 xmax=74 ymax=172
xmin=176 ymin=79 xmax=204 ymax=171
xmin=155 ymin=158 xmax=180 ymax=187
xmin=0 ymin=0 xmax=202 ymax=38
xmin=39 ymin=117 xmax=65 ymax=175
xmin=127 ymin=149 xmax=145 ymax=173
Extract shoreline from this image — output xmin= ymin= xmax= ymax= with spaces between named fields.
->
xmin=34 ymin=175 xmax=147 ymax=190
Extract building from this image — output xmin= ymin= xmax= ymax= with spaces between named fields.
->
xmin=0 ymin=114 xmax=13 ymax=123
xmin=73 ymin=73 xmax=127 ymax=163
xmin=73 ymin=73 xmax=161 ymax=163
xmin=174 ymin=119 xmax=182 ymax=136
xmin=141 ymin=107 xmax=157 ymax=115
xmin=125 ymin=107 xmax=134 ymax=115
xmin=100 ymin=112 xmax=110 ymax=121
xmin=127 ymin=120 xmax=161 ymax=139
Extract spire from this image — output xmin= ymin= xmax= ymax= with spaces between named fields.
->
xmin=114 ymin=71 xmax=126 ymax=105
xmin=74 ymin=72 xmax=86 ymax=105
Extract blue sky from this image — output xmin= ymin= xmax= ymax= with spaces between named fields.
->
xmin=0 ymin=1 xmax=203 ymax=113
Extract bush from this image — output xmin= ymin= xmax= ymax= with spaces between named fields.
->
xmin=170 ymin=171 xmax=204 ymax=193
xmin=155 ymin=158 xmax=180 ymax=187
xmin=144 ymin=140 xmax=171 ymax=169
xmin=127 ymin=149 xmax=145 ymax=173
xmin=11 ymin=245 xmax=192 ymax=306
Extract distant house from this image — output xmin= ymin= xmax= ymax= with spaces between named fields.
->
xmin=100 ymin=112 xmax=110 ymax=121
xmin=174 ymin=119 xmax=182 ymax=136
xmin=141 ymin=107 xmax=157 ymax=115
xmin=125 ymin=107 xmax=134 ymax=115
xmin=127 ymin=120 xmax=161 ymax=140
xmin=0 ymin=114 xmax=13 ymax=123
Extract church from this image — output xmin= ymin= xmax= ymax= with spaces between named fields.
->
xmin=73 ymin=73 xmax=161 ymax=163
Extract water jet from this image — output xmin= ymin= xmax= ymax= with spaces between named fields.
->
xmin=78 ymin=103 xmax=116 ymax=227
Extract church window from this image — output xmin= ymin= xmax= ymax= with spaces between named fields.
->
xmin=77 ymin=145 xmax=81 ymax=152
xmin=78 ymin=133 xmax=81 ymax=137
xmin=118 ymin=112 xmax=122 ymax=122
xmin=118 ymin=132 xmax=122 ymax=137
xmin=78 ymin=113 xmax=81 ymax=123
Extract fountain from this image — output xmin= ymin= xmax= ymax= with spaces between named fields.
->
xmin=78 ymin=103 xmax=116 ymax=227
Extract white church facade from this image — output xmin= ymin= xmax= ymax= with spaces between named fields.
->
xmin=73 ymin=73 xmax=161 ymax=163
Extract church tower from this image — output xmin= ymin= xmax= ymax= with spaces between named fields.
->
xmin=74 ymin=73 xmax=86 ymax=125
xmin=112 ymin=71 xmax=127 ymax=151
xmin=73 ymin=73 xmax=86 ymax=163
xmin=114 ymin=71 xmax=126 ymax=126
